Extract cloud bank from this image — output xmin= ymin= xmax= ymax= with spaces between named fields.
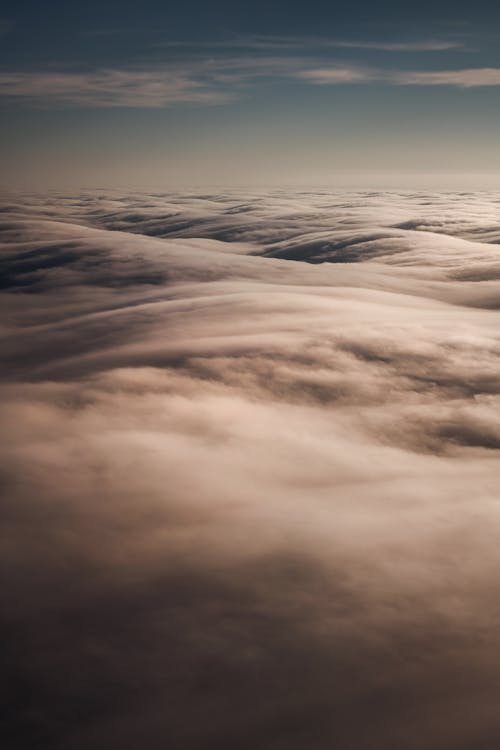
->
xmin=2 ymin=190 xmax=500 ymax=748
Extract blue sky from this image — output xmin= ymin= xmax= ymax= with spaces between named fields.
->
xmin=1 ymin=0 xmax=500 ymax=188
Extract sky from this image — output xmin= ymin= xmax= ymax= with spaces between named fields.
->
xmin=1 ymin=0 xmax=500 ymax=188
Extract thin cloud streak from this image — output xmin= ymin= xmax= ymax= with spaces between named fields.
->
xmin=397 ymin=67 xmax=500 ymax=86
xmin=1 ymin=61 xmax=500 ymax=109
xmin=157 ymin=35 xmax=464 ymax=52
xmin=333 ymin=39 xmax=464 ymax=51
xmin=296 ymin=67 xmax=374 ymax=84
xmin=0 ymin=69 xmax=232 ymax=107
xmin=298 ymin=66 xmax=500 ymax=87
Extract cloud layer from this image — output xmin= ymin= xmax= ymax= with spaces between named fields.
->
xmin=2 ymin=190 xmax=500 ymax=748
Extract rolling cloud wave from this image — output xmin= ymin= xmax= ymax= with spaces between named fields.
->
xmin=2 ymin=190 xmax=500 ymax=748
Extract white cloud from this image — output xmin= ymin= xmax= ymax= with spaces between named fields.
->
xmin=2 ymin=189 xmax=500 ymax=747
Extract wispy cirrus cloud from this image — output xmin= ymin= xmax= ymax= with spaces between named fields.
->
xmin=396 ymin=67 xmax=500 ymax=86
xmin=297 ymin=66 xmax=500 ymax=87
xmin=1 ymin=59 xmax=500 ymax=110
xmin=0 ymin=69 xmax=231 ymax=107
xmin=296 ymin=67 xmax=374 ymax=84
xmin=157 ymin=34 xmax=465 ymax=53
xmin=0 ymin=57 xmax=307 ymax=108
xmin=333 ymin=39 xmax=464 ymax=51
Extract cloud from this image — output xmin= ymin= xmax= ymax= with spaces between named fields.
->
xmin=332 ymin=39 xmax=464 ymax=51
xmin=395 ymin=67 xmax=500 ymax=87
xmin=297 ymin=66 xmax=500 ymax=87
xmin=295 ymin=67 xmax=373 ymax=84
xmin=0 ymin=69 xmax=231 ymax=107
xmin=157 ymin=35 xmax=464 ymax=53
xmin=2 ymin=190 xmax=500 ymax=748
xmin=1 ymin=53 xmax=497 ymax=109
xmin=0 ymin=57 xmax=309 ymax=107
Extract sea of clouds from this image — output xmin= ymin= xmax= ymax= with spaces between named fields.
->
xmin=2 ymin=189 xmax=500 ymax=748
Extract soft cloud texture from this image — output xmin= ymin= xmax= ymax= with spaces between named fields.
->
xmin=397 ymin=67 xmax=500 ymax=87
xmin=296 ymin=67 xmax=372 ymax=84
xmin=2 ymin=190 xmax=500 ymax=748
xmin=158 ymin=35 xmax=464 ymax=52
xmin=0 ymin=69 xmax=231 ymax=107
xmin=1 ymin=56 xmax=499 ymax=109
xmin=297 ymin=66 xmax=500 ymax=87
xmin=332 ymin=39 xmax=464 ymax=51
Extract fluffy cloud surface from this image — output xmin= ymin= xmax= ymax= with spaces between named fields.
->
xmin=2 ymin=190 xmax=500 ymax=748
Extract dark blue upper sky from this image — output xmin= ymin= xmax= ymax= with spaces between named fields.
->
xmin=1 ymin=1 xmax=499 ymax=65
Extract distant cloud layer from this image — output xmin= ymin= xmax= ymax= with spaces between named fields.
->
xmin=2 ymin=190 xmax=500 ymax=748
